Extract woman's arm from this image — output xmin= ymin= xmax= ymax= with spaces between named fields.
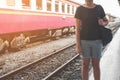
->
xmin=75 ymin=18 xmax=82 ymax=54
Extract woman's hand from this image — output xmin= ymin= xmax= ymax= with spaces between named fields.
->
xmin=98 ymin=18 xmax=108 ymax=26
xmin=76 ymin=46 xmax=82 ymax=55
xmin=98 ymin=18 xmax=103 ymax=26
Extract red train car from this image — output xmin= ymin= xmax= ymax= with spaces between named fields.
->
xmin=0 ymin=0 xmax=79 ymax=49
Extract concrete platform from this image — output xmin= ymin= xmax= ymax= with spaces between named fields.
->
xmin=89 ymin=27 xmax=120 ymax=80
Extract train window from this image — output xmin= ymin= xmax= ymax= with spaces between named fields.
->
xmin=36 ymin=0 xmax=42 ymax=10
xmin=67 ymin=5 xmax=70 ymax=13
xmin=47 ymin=0 xmax=52 ymax=11
xmin=62 ymin=3 xmax=65 ymax=13
xmin=72 ymin=6 xmax=74 ymax=14
xmin=7 ymin=0 xmax=15 ymax=6
xmin=22 ymin=0 xmax=31 ymax=9
xmin=55 ymin=1 xmax=59 ymax=12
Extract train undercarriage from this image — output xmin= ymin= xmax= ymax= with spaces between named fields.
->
xmin=0 ymin=26 xmax=75 ymax=53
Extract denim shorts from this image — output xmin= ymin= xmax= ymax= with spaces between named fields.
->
xmin=80 ymin=40 xmax=103 ymax=59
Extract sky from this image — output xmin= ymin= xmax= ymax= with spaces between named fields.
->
xmin=74 ymin=0 xmax=120 ymax=18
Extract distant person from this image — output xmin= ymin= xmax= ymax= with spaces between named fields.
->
xmin=10 ymin=34 xmax=30 ymax=51
xmin=75 ymin=0 xmax=108 ymax=80
xmin=0 ymin=38 xmax=9 ymax=54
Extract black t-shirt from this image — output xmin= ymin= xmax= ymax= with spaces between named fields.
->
xmin=75 ymin=5 xmax=105 ymax=40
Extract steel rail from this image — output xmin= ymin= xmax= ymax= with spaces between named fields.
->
xmin=0 ymin=43 xmax=75 ymax=80
xmin=42 ymin=54 xmax=80 ymax=80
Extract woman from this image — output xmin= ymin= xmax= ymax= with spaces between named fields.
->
xmin=74 ymin=0 xmax=108 ymax=80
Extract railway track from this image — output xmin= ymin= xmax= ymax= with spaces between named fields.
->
xmin=43 ymin=54 xmax=81 ymax=80
xmin=0 ymin=43 xmax=77 ymax=80
xmin=112 ymin=25 xmax=120 ymax=34
xmin=109 ymin=22 xmax=120 ymax=34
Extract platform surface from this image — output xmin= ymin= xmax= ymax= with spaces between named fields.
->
xmin=89 ymin=27 xmax=120 ymax=80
